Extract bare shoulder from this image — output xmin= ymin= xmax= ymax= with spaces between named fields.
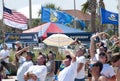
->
xmin=98 ymin=76 xmax=107 ymax=81
xmin=116 ymin=67 xmax=120 ymax=81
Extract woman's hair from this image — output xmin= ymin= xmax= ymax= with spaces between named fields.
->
xmin=111 ymin=53 xmax=120 ymax=63
xmin=99 ymin=52 xmax=108 ymax=62
xmin=93 ymin=61 xmax=103 ymax=72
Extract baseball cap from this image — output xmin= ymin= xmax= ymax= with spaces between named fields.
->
xmin=27 ymin=52 xmax=35 ymax=58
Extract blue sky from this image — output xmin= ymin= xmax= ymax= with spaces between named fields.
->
xmin=0 ymin=0 xmax=118 ymax=19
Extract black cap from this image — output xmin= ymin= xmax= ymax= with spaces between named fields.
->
xmin=27 ymin=52 xmax=35 ymax=58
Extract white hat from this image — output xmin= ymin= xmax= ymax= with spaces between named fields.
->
xmin=15 ymin=41 xmax=21 ymax=44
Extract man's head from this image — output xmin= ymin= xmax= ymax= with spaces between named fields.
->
xmin=47 ymin=51 xmax=55 ymax=60
xmin=111 ymin=53 xmax=120 ymax=67
xmin=37 ymin=54 xmax=46 ymax=65
xmin=63 ymin=55 xmax=72 ymax=67
xmin=76 ymin=46 xmax=86 ymax=56
xmin=15 ymin=41 xmax=21 ymax=47
xmin=3 ymin=44 xmax=8 ymax=49
xmin=26 ymin=52 xmax=35 ymax=61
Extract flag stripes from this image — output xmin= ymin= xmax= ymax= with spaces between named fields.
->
xmin=3 ymin=7 xmax=28 ymax=24
xmin=3 ymin=6 xmax=28 ymax=30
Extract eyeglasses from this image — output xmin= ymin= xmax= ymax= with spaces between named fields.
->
xmin=89 ymin=64 xmax=94 ymax=68
xmin=99 ymin=56 xmax=106 ymax=59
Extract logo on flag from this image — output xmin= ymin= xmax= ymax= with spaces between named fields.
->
xmin=100 ymin=8 xmax=118 ymax=25
xmin=41 ymin=7 xmax=73 ymax=24
xmin=108 ymin=14 xmax=117 ymax=21
xmin=3 ymin=6 xmax=28 ymax=30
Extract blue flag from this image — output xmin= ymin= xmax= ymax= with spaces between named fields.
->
xmin=100 ymin=8 xmax=118 ymax=25
xmin=41 ymin=7 xmax=73 ymax=24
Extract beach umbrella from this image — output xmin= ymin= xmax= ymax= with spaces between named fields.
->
xmin=43 ymin=34 xmax=74 ymax=47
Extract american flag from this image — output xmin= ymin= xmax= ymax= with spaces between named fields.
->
xmin=3 ymin=6 xmax=28 ymax=30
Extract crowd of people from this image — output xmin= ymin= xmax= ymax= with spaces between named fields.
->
xmin=0 ymin=32 xmax=120 ymax=81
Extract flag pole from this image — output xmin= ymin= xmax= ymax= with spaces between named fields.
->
xmin=29 ymin=0 xmax=32 ymax=29
xmin=118 ymin=0 xmax=120 ymax=37
xmin=2 ymin=0 xmax=5 ymax=44
xmin=2 ymin=0 xmax=4 ymax=24
xmin=74 ymin=0 xmax=76 ymax=28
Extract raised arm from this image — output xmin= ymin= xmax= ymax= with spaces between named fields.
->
xmin=90 ymin=34 xmax=97 ymax=59
xmin=15 ymin=46 xmax=29 ymax=59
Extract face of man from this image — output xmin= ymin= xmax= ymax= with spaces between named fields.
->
xmin=76 ymin=47 xmax=84 ymax=56
xmin=48 ymin=53 xmax=54 ymax=60
xmin=63 ymin=58 xmax=71 ymax=67
xmin=25 ymin=53 xmax=32 ymax=61
xmin=37 ymin=55 xmax=46 ymax=65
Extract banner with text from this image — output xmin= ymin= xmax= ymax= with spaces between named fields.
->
xmin=5 ymin=33 xmax=38 ymax=43
xmin=48 ymin=32 xmax=93 ymax=42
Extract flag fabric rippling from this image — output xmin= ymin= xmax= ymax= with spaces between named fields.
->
xmin=3 ymin=6 xmax=28 ymax=30
xmin=100 ymin=8 xmax=118 ymax=25
xmin=41 ymin=7 xmax=73 ymax=24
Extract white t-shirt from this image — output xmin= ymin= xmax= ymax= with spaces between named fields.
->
xmin=75 ymin=56 xmax=86 ymax=79
xmin=101 ymin=64 xmax=116 ymax=78
xmin=0 ymin=49 xmax=10 ymax=63
xmin=17 ymin=60 xmax=33 ymax=81
xmin=19 ymin=56 xmax=26 ymax=67
xmin=91 ymin=53 xmax=99 ymax=62
xmin=58 ymin=62 xmax=77 ymax=81
xmin=25 ymin=65 xmax=47 ymax=81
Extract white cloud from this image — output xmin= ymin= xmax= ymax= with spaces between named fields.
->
xmin=17 ymin=5 xmax=41 ymax=19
